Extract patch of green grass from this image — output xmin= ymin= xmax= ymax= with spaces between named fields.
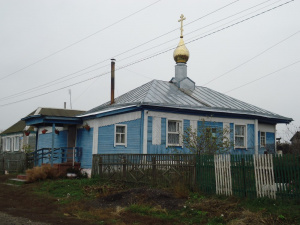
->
xmin=240 ymin=197 xmax=300 ymax=224
xmin=34 ymin=178 xmax=103 ymax=204
xmin=127 ymin=204 xmax=211 ymax=224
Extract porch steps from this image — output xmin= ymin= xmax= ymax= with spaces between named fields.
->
xmin=16 ymin=174 xmax=27 ymax=180
xmin=9 ymin=178 xmax=26 ymax=183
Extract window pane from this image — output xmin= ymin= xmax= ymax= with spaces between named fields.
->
xmin=6 ymin=138 xmax=11 ymax=150
xmin=116 ymin=126 xmax=125 ymax=133
xmin=14 ymin=137 xmax=19 ymax=150
xmin=235 ymin=125 xmax=245 ymax=136
xmin=235 ymin=137 xmax=244 ymax=147
xmin=121 ymin=134 xmax=125 ymax=143
xmin=168 ymin=134 xmax=179 ymax=144
xmin=116 ymin=134 xmax=121 ymax=143
xmin=168 ymin=121 xmax=177 ymax=132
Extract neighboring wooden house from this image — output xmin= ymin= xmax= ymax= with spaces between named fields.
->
xmin=0 ymin=111 xmax=35 ymax=153
xmin=1 ymin=108 xmax=84 ymax=153
xmin=22 ymin=20 xmax=292 ymax=173
xmin=290 ymin=131 xmax=300 ymax=145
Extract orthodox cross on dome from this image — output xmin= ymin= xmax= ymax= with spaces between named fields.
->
xmin=178 ymin=14 xmax=186 ymax=37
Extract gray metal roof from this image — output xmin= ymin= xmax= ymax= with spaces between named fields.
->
xmin=83 ymin=79 xmax=292 ymax=123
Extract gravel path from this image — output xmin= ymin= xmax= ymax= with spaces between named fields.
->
xmin=0 ymin=211 xmax=51 ymax=225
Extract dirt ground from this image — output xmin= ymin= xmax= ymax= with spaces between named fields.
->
xmin=0 ymin=175 xmax=186 ymax=225
xmin=0 ymin=175 xmax=96 ymax=225
xmin=89 ymin=187 xmax=186 ymax=210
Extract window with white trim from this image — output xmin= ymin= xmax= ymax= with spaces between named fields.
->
xmin=114 ymin=124 xmax=127 ymax=147
xmin=167 ymin=120 xmax=182 ymax=146
xmin=235 ymin=125 xmax=246 ymax=148
xmin=14 ymin=137 xmax=20 ymax=151
xmin=206 ymin=127 xmax=217 ymax=138
xmin=5 ymin=137 xmax=11 ymax=151
xmin=260 ymin=132 xmax=266 ymax=147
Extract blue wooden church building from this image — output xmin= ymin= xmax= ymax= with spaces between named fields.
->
xmin=22 ymin=15 xmax=292 ymax=174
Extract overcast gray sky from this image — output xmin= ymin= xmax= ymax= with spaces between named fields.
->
xmin=0 ymin=0 xmax=299 ymax=141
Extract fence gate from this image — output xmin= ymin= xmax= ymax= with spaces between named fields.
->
xmin=0 ymin=152 xmax=27 ymax=174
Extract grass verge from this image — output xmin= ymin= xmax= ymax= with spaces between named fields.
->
xmin=32 ymin=178 xmax=300 ymax=225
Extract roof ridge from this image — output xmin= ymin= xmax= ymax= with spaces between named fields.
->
xmin=142 ymin=79 xmax=157 ymax=103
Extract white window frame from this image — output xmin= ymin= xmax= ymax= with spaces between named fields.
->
xmin=260 ymin=131 xmax=266 ymax=148
xmin=234 ymin=124 xmax=247 ymax=148
xmin=5 ymin=137 xmax=11 ymax=151
xmin=166 ymin=119 xmax=183 ymax=147
xmin=13 ymin=136 xmax=20 ymax=151
xmin=114 ymin=124 xmax=127 ymax=147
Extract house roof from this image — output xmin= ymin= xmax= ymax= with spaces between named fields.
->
xmin=1 ymin=110 xmax=35 ymax=135
xmin=1 ymin=108 xmax=85 ymax=135
xmin=290 ymin=131 xmax=300 ymax=142
xmin=82 ymin=79 xmax=292 ymax=123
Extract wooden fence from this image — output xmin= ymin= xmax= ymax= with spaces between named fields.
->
xmin=0 ymin=152 xmax=27 ymax=174
xmin=92 ymin=153 xmax=300 ymax=200
xmin=92 ymin=154 xmax=196 ymax=188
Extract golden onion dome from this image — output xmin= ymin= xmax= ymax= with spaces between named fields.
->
xmin=173 ymin=37 xmax=190 ymax=63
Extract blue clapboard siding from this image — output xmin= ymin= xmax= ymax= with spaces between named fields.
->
xmin=98 ymin=119 xmax=141 ymax=154
xmin=247 ymin=124 xmax=255 ymax=154
xmin=76 ymin=128 xmax=93 ymax=168
xmin=266 ymin=132 xmax=275 ymax=153
xmin=258 ymin=131 xmax=263 ymax=154
xmin=38 ymin=131 xmax=68 ymax=149
xmin=37 ymin=131 xmax=68 ymax=165
xmin=147 ymin=117 xmax=153 ymax=153
xmin=161 ymin=118 xmax=166 ymax=146
xmin=184 ymin=119 xmax=190 ymax=133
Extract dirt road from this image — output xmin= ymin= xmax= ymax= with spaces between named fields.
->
xmin=0 ymin=176 xmax=94 ymax=225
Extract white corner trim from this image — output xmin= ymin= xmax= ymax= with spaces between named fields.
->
xmin=34 ymin=107 xmax=42 ymax=115
xmin=143 ymin=110 xmax=148 ymax=154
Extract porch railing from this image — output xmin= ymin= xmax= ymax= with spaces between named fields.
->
xmin=27 ymin=147 xmax=82 ymax=167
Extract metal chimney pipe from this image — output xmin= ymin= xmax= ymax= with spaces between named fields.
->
xmin=64 ymin=102 xmax=66 ymax=109
xmin=111 ymin=59 xmax=116 ymax=104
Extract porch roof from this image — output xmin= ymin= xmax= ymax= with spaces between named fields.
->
xmin=22 ymin=115 xmax=83 ymax=127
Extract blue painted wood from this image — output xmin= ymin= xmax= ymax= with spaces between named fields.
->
xmin=247 ymin=124 xmax=255 ymax=154
xmin=161 ymin=118 xmax=166 ymax=146
xmin=147 ymin=116 xmax=152 ymax=144
xmin=258 ymin=131 xmax=264 ymax=154
xmin=98 ymin=119 xmax=141 ymax=154
xmin=140 ymin=110 xmax=144 ymax=154
xmin=38 ymin=131 xmax=68 ymax=149
xmin=76 ymin=128 xmax=93 ymax=168
xmin=266 ymin=132 xmax=275 ymax=153
xmin=147 ymin=116 xmax=153 ymax=154
xmin=183 ymin=119 xmax=190 ymax=132
xmin=37 ymin=130 xmax=68 ymax=165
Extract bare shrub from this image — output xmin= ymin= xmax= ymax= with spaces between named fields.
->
xmin=26 ymin=165 xmax=61 ymax=182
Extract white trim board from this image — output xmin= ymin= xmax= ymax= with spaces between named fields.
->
xmin=147 ymin=111 xmax=255 ymax=125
